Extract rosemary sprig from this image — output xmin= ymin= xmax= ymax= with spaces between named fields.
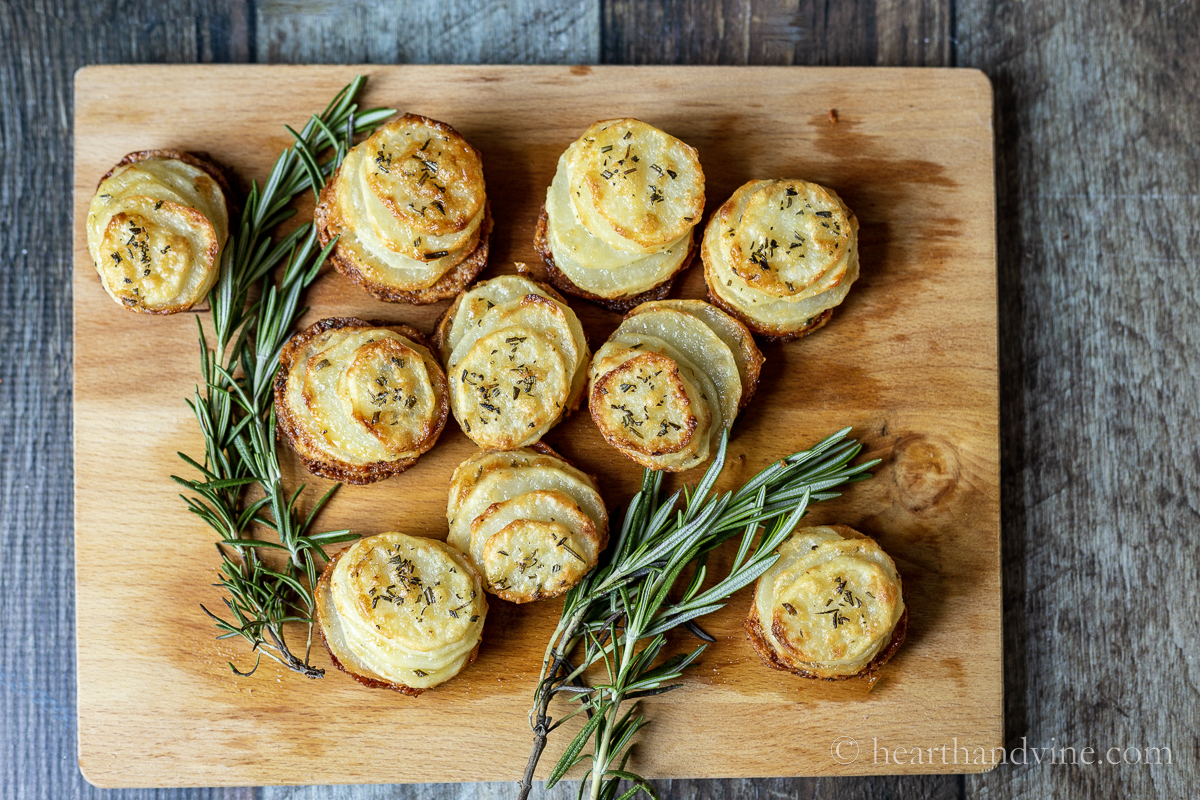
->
xmin=172 ymin=78 xmax=394 ymax=678
xmin=519 ymin=429 xmax=879 ymax=799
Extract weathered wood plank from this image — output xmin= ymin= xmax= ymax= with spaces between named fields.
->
xmin=957 ymin=0 xmax=1200 ymax=796
xmin=0 ymin=0 xmax=254 ymax=796
xmin=602 ymin=0 xmax=953 ymax=66
xmin=256 ymin=0 xmax=600 ymax=65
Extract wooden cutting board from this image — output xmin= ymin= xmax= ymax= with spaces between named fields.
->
xmin=73 ymin=65 xmax=1000 ymax=788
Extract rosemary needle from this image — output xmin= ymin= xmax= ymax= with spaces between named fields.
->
xmin=518 ymin=428 xmax=879 ymax=800
xmin=171 ymin=78 xmax=394 ymax=678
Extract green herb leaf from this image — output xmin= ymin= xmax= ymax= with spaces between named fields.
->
xmin=176 ymin=78 xmax=394 ymax=678
xmin=518 ymin=429 xmax=880 ymax=800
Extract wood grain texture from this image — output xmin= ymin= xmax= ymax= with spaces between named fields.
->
xmin=72 ymin=64 xmax=999 ymax=788
xmin=958 ymin=1 xmax=1200 ymax=798
xmin=256 ymin=0 xmax=600 ymax=65
xmin=0 ymin=6 xmax=259 ymax=800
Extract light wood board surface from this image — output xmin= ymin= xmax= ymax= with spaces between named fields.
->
xmin=72 ymin=64 xmax=999 ymax=788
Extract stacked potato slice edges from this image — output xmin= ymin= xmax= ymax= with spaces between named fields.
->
xmin=316 ymin=531 xmax=487 ymax=694
xmin=588 ymin=299 xmax=763 ymax=472
xmin=537 ymin=118 xmax=704 ymax=310
xmin=86 ymin=150 xmax=230 ymax=314
xmin=703 ymin=178 xmax=859 ymax=340
xmin=446 ymin=446 xmax=609 ymax=603
xmin=433 ymin=275 xmax=590 ymax=450
xmin=315 ymin=114 xmax=491 ymax=304
xmin=274 ymin=319 xmax=449 ymax=484
xmin=745 ymin=525 xmax=907 ymax=680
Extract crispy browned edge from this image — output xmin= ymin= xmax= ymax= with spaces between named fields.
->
xmin=744 ymin=525 xmax=908 ymax=682
xmin=314 ymin=114 xmax=492 ymax=305
xmin=315 ymin=545 xmax=481 ymax=696
xmin=94 ymin=149 xmax=237 ymax=316
xmin=273 ymin=317 xmax=450 ymax=485
xmin=699 ymin=195 xmax=841 ymax=343
xmin=625 ymin=299 xmax=765 ymax=412
xmin=460 ymin=440 xmax=610 ymax=604
xmin=102 ymin=149 xmax=237 ymax=206
xmin=533 ymin=204 xmax=697 ymax=314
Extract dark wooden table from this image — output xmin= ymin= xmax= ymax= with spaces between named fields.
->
xmin=2 ymin=1 xmax=1196 ymax=798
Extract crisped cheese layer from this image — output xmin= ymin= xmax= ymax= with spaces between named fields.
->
xmin=706 ymin=179 xmax=859 ymax=331
xmin=442 ymin=278 xmax=589 ymax=449
xmin=753 ymin=526 xmax=904 ymax=678
xmin=87 ymin=157 xmax=227 ymax=312
xmin=446 ymin=448 xmax=608 ymax=602
xmin=284 ymin=327 xmax=445 ymax=465
xmin=331 ymin=117 xmax=486 ymax=289
xmin=327 ymin=533 xmax=486 ymax=689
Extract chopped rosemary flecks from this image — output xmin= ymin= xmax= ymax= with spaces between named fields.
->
xmin=518 ymin=429 xmax=878 ymax=800
xmin=171 ymin=77 xmax=393 ymax=679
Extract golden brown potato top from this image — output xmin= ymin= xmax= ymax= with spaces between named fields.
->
xmin=566 ymin=118 xmax=704 ymax=253
xmin=753 ymin=525 xmax=904 ymax=678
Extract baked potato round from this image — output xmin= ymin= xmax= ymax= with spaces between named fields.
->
xmin=535 ymin=118 xmax=703 ymax=311
xmin=588 ymin=299 xmax=763 ymax=471
xmin=433 ymin=275 xmax=589 ymax=450
xmin=274 ymin=318 xmax=449 ymax=484
xmin=316 ymin=531 xmax=487 ymax=694
xmin=446 ymin=444 xmax=608 ymax=603
xmin=315 ymin=114 xmax=490 ymax=304
xmin=86 ymin=149 xmax=230 ymax=314
xmin=745 ymin=524 xmax=907 ymax=680
xmin=703 ymin=179 xmax=859 ymax=341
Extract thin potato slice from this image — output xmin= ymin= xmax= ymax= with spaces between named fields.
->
xmin=450 ymin=327 xmax=570 ymax=449
xmin=470 ymin=490 xmax=598 ymax=602
xmin=566 ymin=118 xmax=704 ymax=253
xmin=626 ymin=299 xmax=764 ymax=409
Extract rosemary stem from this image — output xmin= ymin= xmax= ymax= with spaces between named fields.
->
xmin=176 ymin=77 xmax=394 ymax=678
xmin=521 ymin=429 xmax=881 ymax=798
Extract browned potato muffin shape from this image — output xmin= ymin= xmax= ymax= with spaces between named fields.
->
xmin=433 ymin=274 xmax=590 ymax=451
xmin=316 ymin=531 xmax=487 ymax=694
xmin=535 ymin=118 xmax=704 ymax=312
xmin=86 ymin=149 xmax=231 ymax=314
xmin=274 ymin=318 xmax=449 ymax=484
xmin=316 ymin=114 xmax=490 ymax=304
xmin=703 ymin=178 xmax=859 ymax=341
xmin=588 ymin=299 xmax=763 ymax=471
xmin=746 ymin=524 xmax=907 ymax=681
